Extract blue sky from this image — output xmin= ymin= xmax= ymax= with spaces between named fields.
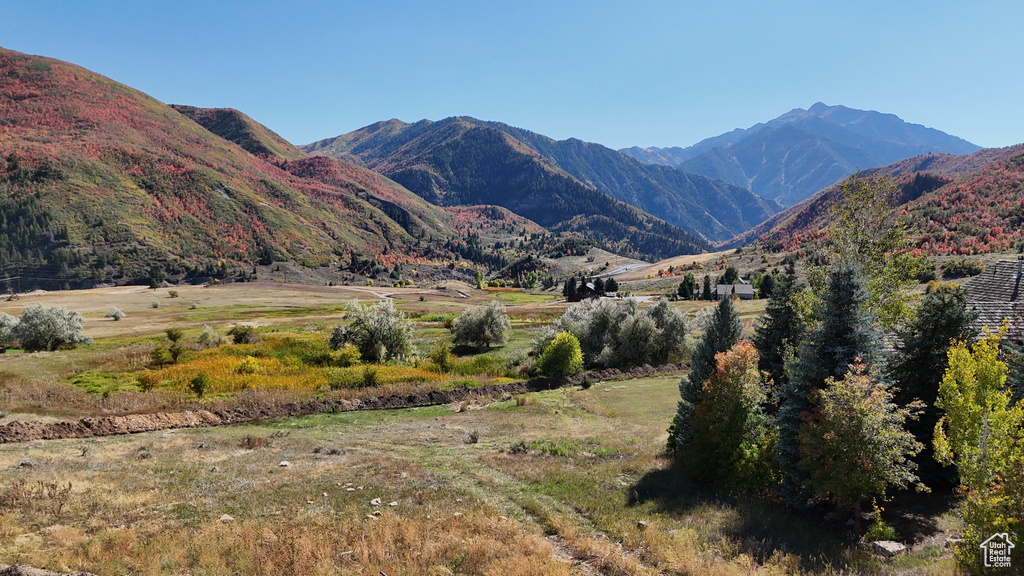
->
xmin=2 ymin=1 xmax=1022 ymax=150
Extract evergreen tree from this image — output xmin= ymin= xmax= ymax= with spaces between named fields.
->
xmin=678 ymin=273 xmax=696 ymax=300
xmin=562 ymin=277 xmax=578 ymax=301
xmin=775 ymin=264 xmax=885 ymax=506
xmin=593 ymin=277 xmax=606 ymax=294
xmin=752 ymin=261 xmax=804 ymax=399
xmin=889 ymin=283 xmax=978 ymax=475
xmin=604 ymin=277 xmax=618 ymax=294
xmin=671 ymin=297 xmax=742 ymax=456
xmin=758 ymin=272 xmax=776 ymax=299
xmin=721 ymin=266 xmax=740 ymax=285
xmin=701 ymin=274 xmax=713 ymax=301
xmin=1003 ymin=338 xmax=1024 ymax=407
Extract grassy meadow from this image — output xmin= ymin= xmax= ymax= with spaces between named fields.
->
xmin=0 ymin=283 xmax=963 ymax=575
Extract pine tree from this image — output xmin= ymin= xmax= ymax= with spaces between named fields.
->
xmin=671 ymin=297 xmax=742 ymax=456
xmin=701 ymin=274 xmax=713 ymax=300
xmin=562 ymin=277 xmax=578 ymax=301
xmin=678 ymin=273 xmax=696 ymax=300
xmin=752 ymin=261 xmax=804 ymax=398
xmin=775 ymin=264 xmax=885 ymax=506
xmin=889 ymin=283 xmax=977 ymax=477
xmin=1003 ymin=338 xmax=1024 ymax=407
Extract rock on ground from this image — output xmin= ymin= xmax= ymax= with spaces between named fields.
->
xmin=869 ymin=540 xmax=906 ymax=557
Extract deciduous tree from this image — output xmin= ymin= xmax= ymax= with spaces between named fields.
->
xmin=453 ymin=301 xmax=511 ymax=348
xmin=14 ymin=304 xmax=92 ymax=352
xmin=686 ymin=340 xmax=777 ymax=494
xmin=329 ymin=300 xmax=413 ymax=363
xmin=537 ymin=332 xmax=583 ymax=377
xmin=671 ymin=297 xmax=741 ymax=455
xmin=798 ymin=363 xmax=924 ymax=530
xmin=933 ymin=333 xmax=1024 ymax=572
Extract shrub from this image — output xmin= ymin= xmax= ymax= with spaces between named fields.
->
xmin=227 ymin=325 xmax=258 ymax=344
xmin=537 ymin=332 xmax=583 ymax=377
xmin=238 ymin=436 xmax=270 ymax=450
xmin=453 ymin=301 xmax=511 ymax=348
xmin=362 ymin=365 xmax=379 ymax=387
xmin=168 ymin=290 xmax=179 ymax=298
xmin=105 ymin=307 xmax=126 ymax=321
xmin=558 ymin=297 xmax=688 ymax=368
xmin=150 ymin=345 xmax=172 ymax=367
xmin=328 ymin=300 xmax=412 ymax=363
xmin=0 ymin=312 xmax=19 ymax=345
xmin=189 ymin=371 xmax=211 ymax=399
xmin=429 ymin=339 xmax=456 ymax=373
xmin=14 ymin=304 xmax=92 ymax=352
xmin=332 ymin=343 xmax=361 ymax=367
xmin=941 ymin=258 xmax=983 ymax=278
xmin=864 ymin=504 xmax=900 ymax=542
xmin=165 ymin=327 xmax=184 ymax=343
xmin=151 ymin=301 xmax=159 ymax=309
xmin=136 ymin=371 xmax=160 ymax=392
xmin=197 ymin=325 xmax=222 ymax=347
xmin=234 ymin=356 xmax=262 ymax=375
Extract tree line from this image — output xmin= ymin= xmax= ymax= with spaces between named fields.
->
xmin=668 ymin=177 xmax=1023 ymax=573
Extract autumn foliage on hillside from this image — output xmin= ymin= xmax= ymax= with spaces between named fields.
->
xmin=904 ymin=153 xmax=1024 ymax=254
xmin=0 ymin=48 xmax=458 ymax=285
xmin=755 ymin=147 xmax=1024 ymax=257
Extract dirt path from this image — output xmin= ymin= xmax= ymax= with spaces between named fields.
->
xmin=0 ymin=365 xmax=684 ymax=445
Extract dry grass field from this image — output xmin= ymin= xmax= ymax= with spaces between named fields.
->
xmin=0 ymin=283 xmax=962 ymax=575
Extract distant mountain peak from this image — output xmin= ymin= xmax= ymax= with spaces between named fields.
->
xmin=620 ymin=103 xmax=980 ymax=206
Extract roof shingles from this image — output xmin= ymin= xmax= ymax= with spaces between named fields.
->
xmin=965 ymin=259 xmax=1024 ymax=342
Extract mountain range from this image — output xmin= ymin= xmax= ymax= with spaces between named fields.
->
xmin=621 ymin=102 xmax=981 ymax=207
xmin=2 ymin=45 xmax=1018 ymax=291
xmin=303 ymin=117 xmax=780 ymax=244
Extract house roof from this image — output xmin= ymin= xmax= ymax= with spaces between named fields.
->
xmin=715 ymin=284 xmax=755 ymax=296
xmin=965 ymin=259 xmax=1024 ymax=341
xmin=965 ymin=259 xmax=1023 ymax=302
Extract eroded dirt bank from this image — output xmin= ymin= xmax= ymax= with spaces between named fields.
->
xmin=0 ymin=364 xmax=683 ymax=444
xmin=0 ymin=564 xmax=97 ymax=576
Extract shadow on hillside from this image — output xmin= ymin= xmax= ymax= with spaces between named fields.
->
xmin=626 ymin=463 xmax=951 ymax=571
